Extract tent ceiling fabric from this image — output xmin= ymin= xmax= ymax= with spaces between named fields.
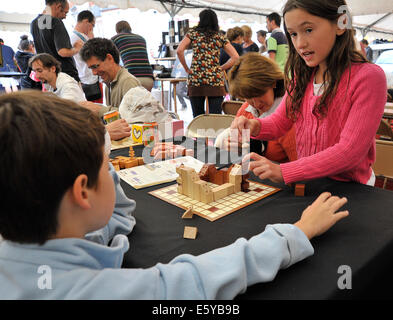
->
xmin=72 ymin=0 xmax=393 ymax=34
xmin=1 ymin=0 xmax=392 ymax=36
xmin=71 ymin=0 xmax=393 ymax=16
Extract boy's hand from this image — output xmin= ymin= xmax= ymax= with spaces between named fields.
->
xmin=242 ymin=152 xmax=283 ymax=183
xmin=230 ymin=116 xmax=260 ymax=142
xmin=294 ymin=192 xmax=349 ymax=240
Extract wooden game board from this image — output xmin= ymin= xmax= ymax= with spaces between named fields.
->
xmin=149 ymin=181 xmax=281 ymax=221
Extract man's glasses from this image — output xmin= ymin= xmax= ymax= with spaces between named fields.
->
xmin=88 ymin=63 xmax=100 ymax=70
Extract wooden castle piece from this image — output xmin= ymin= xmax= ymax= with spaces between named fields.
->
xmin=176 ymin=163 xmax=247 ymax=204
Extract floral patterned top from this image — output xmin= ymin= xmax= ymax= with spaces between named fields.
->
xmin=186 ymin=28 xmax=229 ymax=96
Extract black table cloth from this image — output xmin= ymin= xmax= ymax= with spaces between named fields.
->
xmin=111 ymin=141 xmax=393 ymax=299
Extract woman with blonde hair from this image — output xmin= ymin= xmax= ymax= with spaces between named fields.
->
xmin=241 ymin=25 xmax=259 ymax=53
xmin=216 ymin=53 xmax=296 ymax=163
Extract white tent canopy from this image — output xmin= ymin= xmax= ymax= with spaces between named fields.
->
xmin=77 ymin=0 xmax=393 ymax=37
xmin=1 ymin=0 xmax=392 ymax=38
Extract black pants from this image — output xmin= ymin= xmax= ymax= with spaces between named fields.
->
xmin=189 ymin=96 xmax=223 ymax=118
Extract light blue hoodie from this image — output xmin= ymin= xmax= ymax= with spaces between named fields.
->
xmin=0 ymin=165 xmax=314 ymax=299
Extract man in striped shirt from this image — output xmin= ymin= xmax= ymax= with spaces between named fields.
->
xmin=111 ymin=21 xmax=154 ymax=92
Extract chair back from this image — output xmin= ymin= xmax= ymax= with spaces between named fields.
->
xmin=186 ymin=114 xmax=235 ymax=139
xmin=221 ymin=100 xmax=243 ymax=115
xmin=376 ymin=119 xmax=393 ymax=140
xmin=373 ymin=139 xmax=393 ymax=179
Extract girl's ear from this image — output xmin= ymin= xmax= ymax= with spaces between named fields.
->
xmin=336 ymin=15 xmax=348 ymax=36
xmin=71 ymin=174 xmax=91 ymax=210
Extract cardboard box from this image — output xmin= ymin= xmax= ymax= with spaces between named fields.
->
xmin=157 ymin=120 xmax=184 ymax=140
xmin=131 ymin=122 xmax=157 ymax=146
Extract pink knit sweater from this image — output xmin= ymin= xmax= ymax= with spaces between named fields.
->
xmin=252 ymin=63 xmax=387 ymax=184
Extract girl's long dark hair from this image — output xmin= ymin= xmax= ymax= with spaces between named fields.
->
xmin=195 ymin=9 xmax=219 ymax=36
xmin=283 ymin=0 xmax=368 ymax=121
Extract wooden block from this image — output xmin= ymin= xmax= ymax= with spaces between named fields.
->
xmin=124 ymin=159 xmax=138 ymax=168
xmin=199 ymin=164 xmax=210 ymax=181
xmin=212 ymin=170 xmax=225 ymax=185
xmin=229 ymin=174 xmax=242 ymax=193
xmin=154 ymin=150 xmax=166 ymax=160
xmin=200 ymin=182 xmax=214 ymax=204
xmin=212 ymin=183 xmax=234 ymax=201
xmin=182 ymin=206 xmax=194 ymax=219
xmin=185 ymin=149 xmax=194 ymax=157
xmin=176 ymin=163 xmax=185 ymax=174
xmin=113 ymin=164 xmax=120 ymax=171
xmin=183 ymin=226 xmax=198 ymax=239
xmin=241 ymin=180 xmax=250 ymax=192
xmin=182 ymin=167 xmax=196 ymax=197
xmin=220 ymin=167 xmax=230 ymax=183
xmin=207 ymin=164 xmax=217 ymax=181
xmin=137 ymin=157 xmax=144 ymax=166
xmin=295 ymin=184 xmax=305 ymax=197
xmin=194 ymin=180 xmax=206 ymax=202
xmin=230 ymin=164 xmax=243 ymax=176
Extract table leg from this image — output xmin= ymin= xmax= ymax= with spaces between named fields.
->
xmin=160 ymin=80 xmax=164 ymax=108
xmin=173 ymin=82 xmax=177 ymax=114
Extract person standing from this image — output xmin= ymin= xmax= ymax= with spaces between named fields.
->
xmin=0 ymin=39 xmax=19 ymax=93
xmin=31 ymin=0 xmax=83 ymax=82
xmin=241 ymin=25 xmax=259 ymax=53
xmin=220 ymin=27 xmax=244 ymax=66
xmin=70 ymin=10 xmax=103 ymax=103
xmin=111 ymin=21 xmax=154 ymax=92
xmin=360 ymin=39 xmax=373 ymax=62
xmin=15 ymin=35 xmax=42 ymax=90
xmin=177 ymin=9 xmax=239 ymax=117
xmin=266 ymin=12 xmax=289 ymax=72
xmin=256 ymin=30 xmax=268 ymax=54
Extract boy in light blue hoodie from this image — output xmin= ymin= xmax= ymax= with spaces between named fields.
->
xmin=0 ymin=91 xmax=349 ymax=299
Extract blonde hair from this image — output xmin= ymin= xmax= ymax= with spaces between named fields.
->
xmin=228 ymin=52 xmax=285 ymax=99
xmin=241 ymin=25 xmax=252 ymax=39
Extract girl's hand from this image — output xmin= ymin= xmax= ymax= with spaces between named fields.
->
xmin=242 ymin=152 xmax=283 ymax=183
xmin=294 ymin=192 xmax=349 ymax=240
xmin=230 ymin=116 xmax=261 ymax=143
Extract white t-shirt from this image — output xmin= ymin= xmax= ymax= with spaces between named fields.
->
xmin=70 ymin=31 xmax=98 ymax=85
xmin=45 ymin=72 xmax=86 ymax=103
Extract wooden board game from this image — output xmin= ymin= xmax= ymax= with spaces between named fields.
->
xmin=149 ymin=181 xmax=281 ymax=221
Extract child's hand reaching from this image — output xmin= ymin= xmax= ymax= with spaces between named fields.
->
xmin=294 ymin=192 xmax=349 ymax=240
xmin=230 ymin=116 xmax=261 ymax=142
xmin=242 ymin=152 xmax=284 ymax=183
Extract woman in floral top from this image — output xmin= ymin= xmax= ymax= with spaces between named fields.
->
xmin=177 ymin=9 xmax=239 ymax=117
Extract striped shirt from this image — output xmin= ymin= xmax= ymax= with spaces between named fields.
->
xmin=111 ymin=32 xmax=154 ymax=79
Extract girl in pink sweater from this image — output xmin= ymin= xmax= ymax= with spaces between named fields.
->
xmin=231 ymin=0 xmax=387 ymax=186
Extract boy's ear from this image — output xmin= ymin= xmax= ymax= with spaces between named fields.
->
xmin=71 ymin=174 xmax=91 ymax=210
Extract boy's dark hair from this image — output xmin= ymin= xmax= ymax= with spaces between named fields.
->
xmin=29 ymin=53 xmax=62 ymax=75
xmin=77 ymin=10 xmax=95 ymax=23
xmin=0 ymin=91 xmax=105 ymax=245
xmin=267 ymin=12 xmax=281 ymax=27
xmin=115 ymin=20 xmax=132 ymax=34
xmin=80 ymin=37 xmax=120 ymax=64
xmin=257 ymin=30 xmax=267 ymax=37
